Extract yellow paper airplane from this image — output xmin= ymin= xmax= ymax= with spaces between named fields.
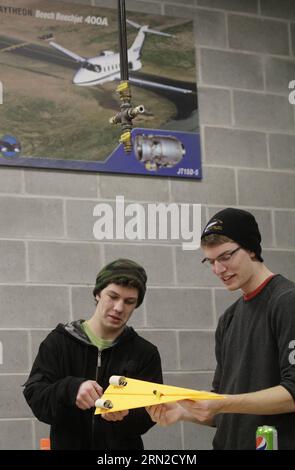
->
xmin=95 ymin=376 xmax=224 ymax=414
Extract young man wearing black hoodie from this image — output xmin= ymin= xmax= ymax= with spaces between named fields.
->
xmin=24 ymin=258 xmax=163 ymax=450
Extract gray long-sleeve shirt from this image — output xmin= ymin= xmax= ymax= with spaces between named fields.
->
xmin=212 ymin=274 xmax=295 ymax=450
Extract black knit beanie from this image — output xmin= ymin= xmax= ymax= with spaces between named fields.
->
xmin=201 ymin=208 xmax=263 ymax=262
xmin=93 ymin=258 xmax=147 ymax=307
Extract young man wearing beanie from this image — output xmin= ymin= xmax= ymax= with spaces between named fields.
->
xmin=23 ymin=259 xmax=163 ymax=450
xmin=147 ymin=208 xmax=295 ymax=449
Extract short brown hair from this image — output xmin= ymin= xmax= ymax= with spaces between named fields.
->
xmin=201 ymin=234 xmax=234 ymax=247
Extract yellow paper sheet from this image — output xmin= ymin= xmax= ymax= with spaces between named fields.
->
xmin=95 ymin=377 xmax=224 ymax=414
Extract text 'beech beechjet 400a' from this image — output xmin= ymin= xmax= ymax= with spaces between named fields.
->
xmin=49 ymin=20 xmax=193 ymax=94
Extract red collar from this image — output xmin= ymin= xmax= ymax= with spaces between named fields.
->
xmin=243 ymin=275 xmax=275 ymax=301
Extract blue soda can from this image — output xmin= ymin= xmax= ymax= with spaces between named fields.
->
xmin=256 ymin=425 xmax=278 ymax=450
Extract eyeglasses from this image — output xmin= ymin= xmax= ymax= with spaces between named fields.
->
xmin=201 ymin=246 xmax=241 ymax=268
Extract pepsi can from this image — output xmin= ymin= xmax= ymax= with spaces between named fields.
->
xmin=256 ymin=425 xmax=278 ymax=450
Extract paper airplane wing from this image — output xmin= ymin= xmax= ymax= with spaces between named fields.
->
xmin=95 ymin=376 xmax=224 ymax=415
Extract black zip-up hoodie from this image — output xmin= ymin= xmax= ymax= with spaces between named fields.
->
xmin=23 ymin=321 xmax=163 ymax=450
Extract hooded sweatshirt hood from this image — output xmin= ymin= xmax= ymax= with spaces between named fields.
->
xmin=55 ymin=320 xmax=137 ymax=348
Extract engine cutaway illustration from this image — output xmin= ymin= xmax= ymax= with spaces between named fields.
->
xmin=134 ymin=134 xmax=185 ymax=171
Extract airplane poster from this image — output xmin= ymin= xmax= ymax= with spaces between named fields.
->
xmin=0 ymin=0 xmax=202 ymax=179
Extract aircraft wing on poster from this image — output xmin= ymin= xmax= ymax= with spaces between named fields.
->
xmin=0 ymin=0 xmax=202 ymax=179
xmin=48 ymin=20 xmax=193 ymax=95
xmin=94 ymin=376 xmax=224 ymax=414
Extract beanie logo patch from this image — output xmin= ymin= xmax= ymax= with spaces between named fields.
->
xmin=204 ymin=219 xmax=223 ymax=233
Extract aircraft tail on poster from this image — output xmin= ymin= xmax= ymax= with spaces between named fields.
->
xmin=126 ymin=19 xmax=174 ymax=65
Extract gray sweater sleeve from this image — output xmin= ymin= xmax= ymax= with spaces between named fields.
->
xmin=271 ymin=289 xmax=295 ymax=401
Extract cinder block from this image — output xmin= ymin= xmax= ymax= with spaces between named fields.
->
xmin=0 ymin=375 xmax=32 ymax=418
xmin=194 ymin=9 xmax=226 ymax=48
xmin=251 ymin=209 xmax=274 ymax=248
xmin=160 ymin=0 xmax=194 ymax=3
xmin=64 ymin=0 xmax=100 ymax=4
xmin=179 ymin=331 xmax=216 ymax=370
xmin=0 ymin=420 xmax=33 ymax=449
xmin=261 ymin=0 xmax=295 ymax=20
xmin=238 ymin=170 xmax=295 ymax=208
xmin=72 ymin=286 xmax=97 ymax=321
xmin=71 ymin=286 xmax=145 ymax=328
xmin=275 ymin=211 xmax=295 ymax=248
xmin=104 ymin=244 xmax=175 ymax=286
xmin=197 ymin=0 xmax=258 ymax=13
xmin=214 ymin=288 xmax=242 ymax=319
xmin=263 ymin=250 xmax=295 ymax=281
xmin=62 ymin=0 xmax=89 ymax=3
xmin=125 ymin=0 xmax=162 ymax=13
xmin=183 ymin=421 xmax=216 ymax=450
xmin=0 ymin=331 xmax=29 ymax=373
xmin=145 ymin=288 xmax=214 ymax=328
xmin=269 ymin=134 xmax=295 ymax=170
xmin=198 ymin=87 xmax=231 ymax=125
xmin=265 ymin=57 xmax=295 ymax=94
xmin=228 ymin=15 xmax=289 ymax=55
xmin=0 ymin=286 xmax=70 ymax=328
xmin=171 ymin=167 xmax=236 ymax=205
xmin=292 ymin=24 xmax=295 ymax=56
xmin=0 ymin=197 xmax=64 ymax=238
xmin=204 ymin=127 xmax=268 ymax=168
xmin=99 ymin=174 xmax=169 ymax=202
xmin=127 ymin=305 xmax=145 ymax=329
xmin=201 ymin=49 xmax=263 ymax=90
xmin=34 ymin=420 xmax=51 ymax=450
xmin=28 ymin=241 xmax=103 ymax=284
xmin=67 ymin=199 xmax=104 ymax=240
xmin=163 ymin=4 xmax=196 ymax=17
xmin=0 ymin=168 xmax=22 ymax=193
xmin=92 ymin=0 xmax=116 ymax=7
xmin=176 ymin=247 xmax=221 ymax=288
xmin=30 ymin=330 xmax=53 ymax=366
xmin=163 ymin=372 xmax=214 ymax=390
xmin=143 ymin=422 xmax=182 ymax=450
xmin=234 ymin=91 xmax=294 ymax=131
xmin=137 ymin=330 xmax=178 ymax=371
xmin=0 ymin=241 xmax=26 ymax=282
xmin=24 ymin=169 xmax=98 ymax=198
xmin=171 ymin=166 xmax=236 ymax=207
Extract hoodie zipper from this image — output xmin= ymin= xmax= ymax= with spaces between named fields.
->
xmin=96 ymin=349 xmax=102 ymax=380
xmin=92 ymin=348 xmax=102 ymax=449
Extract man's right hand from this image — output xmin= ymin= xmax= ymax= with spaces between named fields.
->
xmin=76 ymin=380 xmax=103 ymax=410
xmin=146 ymin=402 xmax=186 ymax=426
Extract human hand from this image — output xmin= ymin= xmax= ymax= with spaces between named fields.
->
xmin=101 ymin=410 xmax=129 ymax=421
xmin=76 ymin=380 xmax=103 ymax=410
xmin=146 ymin=402 xmax=185 ymax=426
xmin=179 ymin=399 xmax=222 ymax=424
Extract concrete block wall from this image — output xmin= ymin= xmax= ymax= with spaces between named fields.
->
xmin=0 ymin=0 xmax=295 ymax=450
